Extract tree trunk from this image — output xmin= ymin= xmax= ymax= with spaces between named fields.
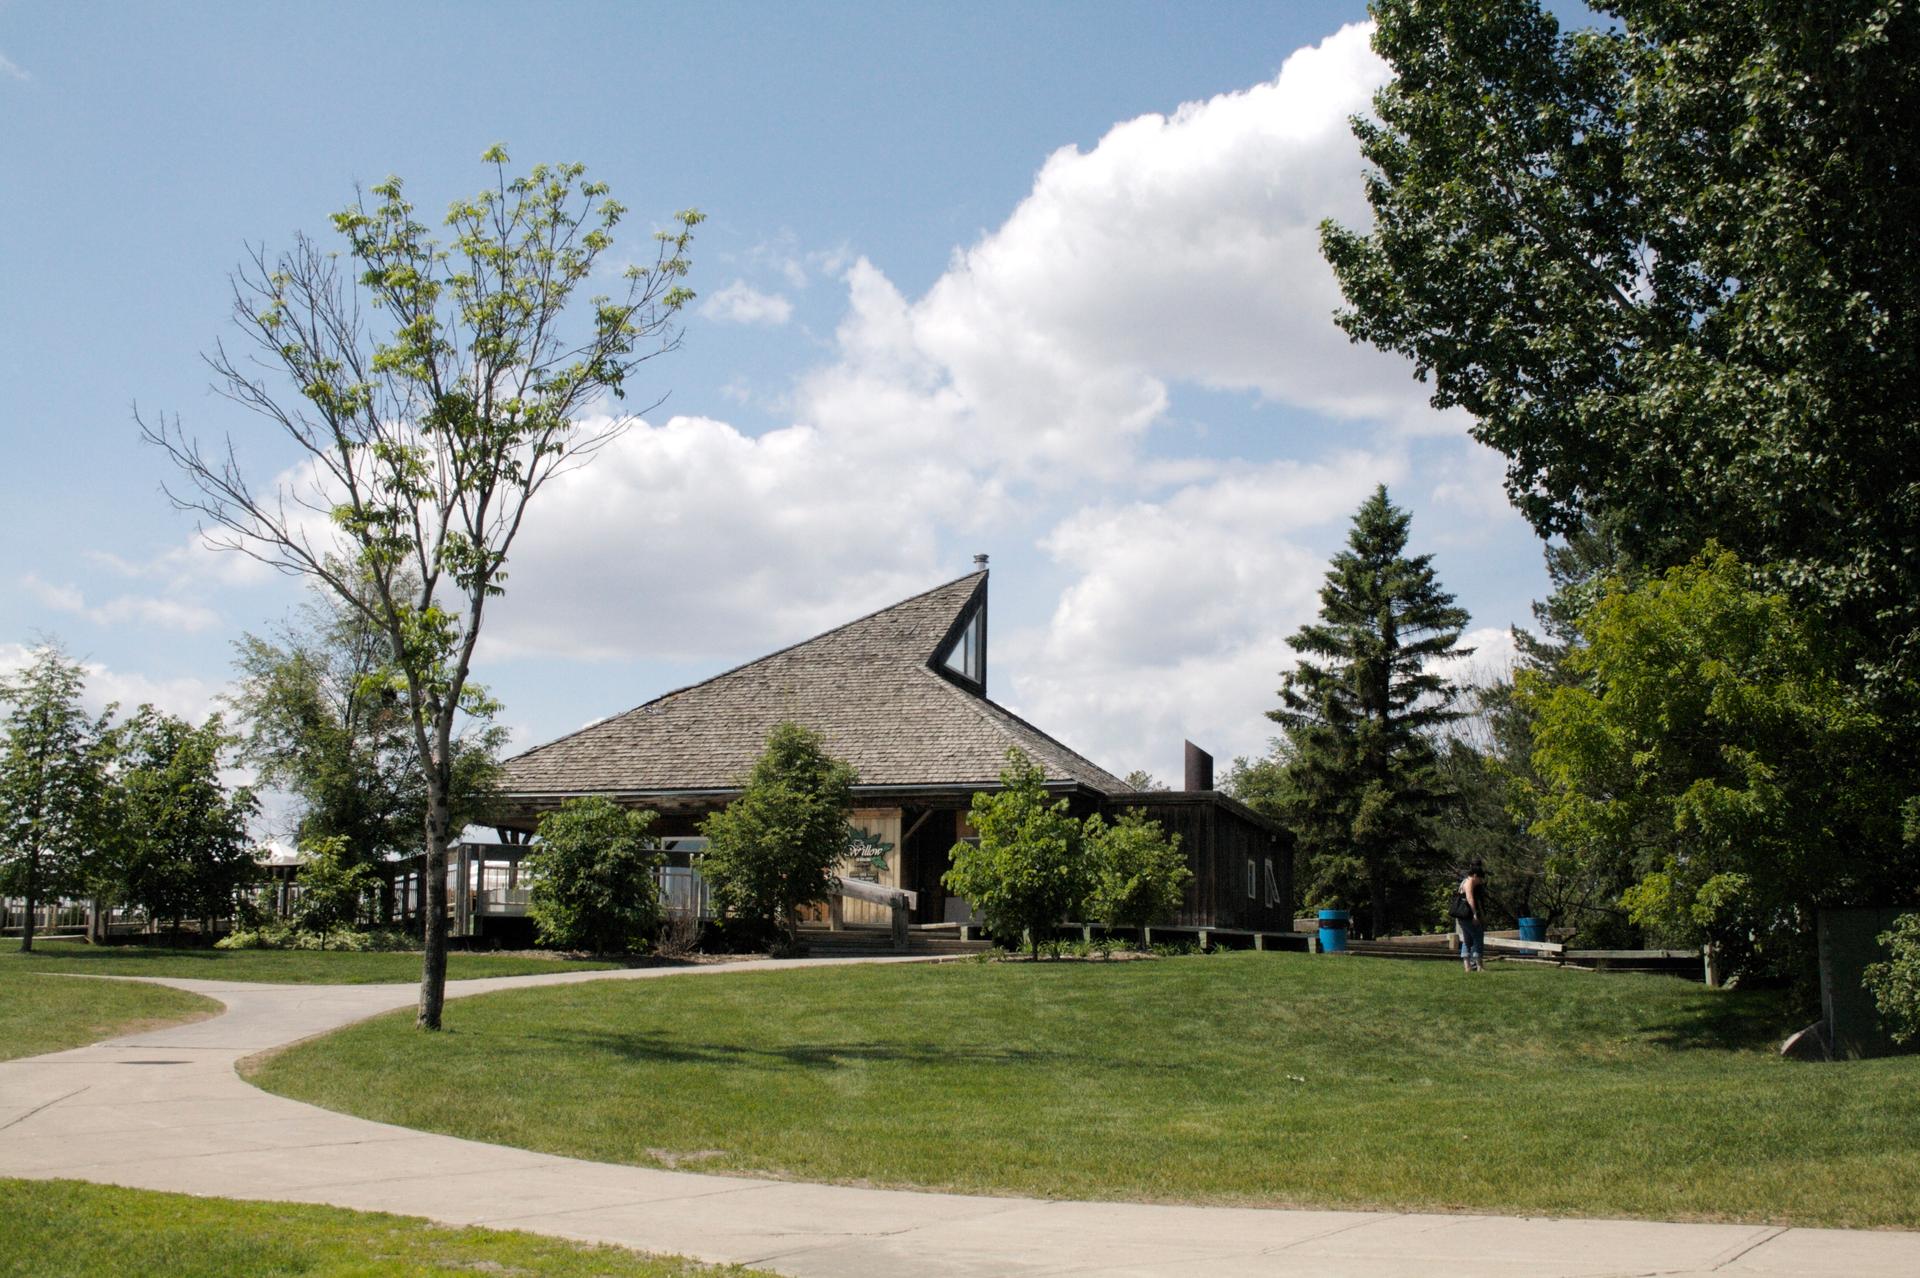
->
xmin=20 ymin=850 xmax=37 ymax=953
xmin=416 ymin=789 xmax=452 ymax=1030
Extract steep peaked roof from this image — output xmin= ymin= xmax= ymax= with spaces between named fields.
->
xmin=499 ymin=571 xmax=1132 ymax=798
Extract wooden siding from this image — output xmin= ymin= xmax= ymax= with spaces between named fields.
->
xmin=1115 ymin=795 xmax=1292 ymax=933
xmin=836 ymin=807 xmax=904 ymax=926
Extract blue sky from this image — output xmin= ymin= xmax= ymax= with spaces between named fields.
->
xmin=1 ymin=1 xmax=1552 ymax=811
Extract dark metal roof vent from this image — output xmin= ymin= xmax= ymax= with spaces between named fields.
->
xmin=973 ymin=553 xmax=989 ymax=569
xmin=1183 ymin=741 xmax=1214 ymax=792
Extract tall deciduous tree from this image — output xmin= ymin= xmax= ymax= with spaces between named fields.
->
xmin=699 ymin=723 xmax=857 ymax=952
xmin=0 ymin=645 xmax=113 ymax=952
xmin=1519 ymin=548 xmax=1917 ymax=982
xmin=142 ymin=149 xmax=700 ymax=1028
xmin=229 ymin=572 xmax=503 ymax=878
xmin=1271 ymin=485 xmax=1469 ymax=935
xmin=1321 ymin=0 xmax=1920 ymax=696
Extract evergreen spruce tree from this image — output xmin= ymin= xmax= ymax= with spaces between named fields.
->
xmin=1271 ymin=486 xmax=1469 ymax=935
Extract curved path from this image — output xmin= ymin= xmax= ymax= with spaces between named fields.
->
xmin=2 ymin=958 xmax=1914 ymax=1278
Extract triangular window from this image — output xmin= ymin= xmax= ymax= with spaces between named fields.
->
xmin=940 ymin=607 xmax=984 ymax=686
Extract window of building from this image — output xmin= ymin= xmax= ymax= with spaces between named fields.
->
xmin=942 ymin=607 xmax=984 ymax=683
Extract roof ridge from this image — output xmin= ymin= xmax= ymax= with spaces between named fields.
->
xmin=506 ymin=570 xmax=986 ymax=767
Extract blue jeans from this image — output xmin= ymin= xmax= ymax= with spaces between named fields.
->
xmin=1457 ymin=918 xmax=1485 ymax=968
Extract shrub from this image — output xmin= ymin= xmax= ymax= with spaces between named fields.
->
xmin=1086 ymin=809 xmax=1190 ymax=932
xmin=293 ymin=836 xmax=379 ymax=940
xmin=216 ymin=918 xmax=296 ymax=950
xmin=525 ymin=798 xmax=665 ymax=954
xmin=944 ymin=749 xmax=1093 ymax=958
xmin=215 ymin=922 xmax=413 ymax=951
xmin=1865 ymin=912 xmax=1920 ymax=1045
xmin=699 ymin=723 xmax=857 ymax=952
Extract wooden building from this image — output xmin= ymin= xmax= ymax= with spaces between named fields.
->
xmin=489 ymin=566 xmax=1292 ymax=938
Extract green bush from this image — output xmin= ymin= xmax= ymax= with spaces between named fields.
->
xmin=1865 ymin=912 xmax=1920 ymax=1044
xmin=526 ymin=798 xmax=665 ymax=954
xmin=1086 ymin=809 xmax=1190 ymax=931
xmin=216 ymin=921 xmax=414 ymax=952
xmin=216 ymin=918 xmax=296 ymax=950
xmin=293 ymin=835 xmax=379 ymax=938
xmin=945 ymin=750 xmax=1092 ymax=958
xmin=699 ymin=723 xmax=856 ymax=952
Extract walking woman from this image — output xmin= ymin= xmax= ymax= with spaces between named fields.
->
xmin=1456 ymin=860 xmax=1487 ymax=972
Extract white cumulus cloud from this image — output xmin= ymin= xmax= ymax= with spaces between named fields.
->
xmin=0 ymin=642 xmax=225 ymax=724
xmin=701 ymin=279 xmax=795 ymax=326
xmin=470 ymin=20 xmax=1524 ymax=778
xmin=21 ymin=573 xmax=222 ymax=633
xmin=1002 ymin=450 xmax=1408 ymax=779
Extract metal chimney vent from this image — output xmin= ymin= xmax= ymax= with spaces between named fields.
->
xmin=1183 ymin=741 xmax=1214 ymax=792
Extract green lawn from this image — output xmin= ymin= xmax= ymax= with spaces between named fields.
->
xmin=0 ymin=967 xmax=219 ymax=1060
xmin=4 ymin=939 xmax=621 ymax=984
xmin=0 ymin=1179 xmax=772 ymax=1278
xmin=248 ymin=952 xmax=1920 ymax=1228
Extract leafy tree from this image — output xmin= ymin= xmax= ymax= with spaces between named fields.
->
xmin=1220 ymin=748 xmax=1296 ymax=824
xmin=1511 ymin=518 xmax=1624 ymax=685
xmin=1432 ymin=684 xmax=1627 ymax=941
xmin=1865 ymin=913 xmax=1920 ymax=1046
xmin=525 ymin=798 xmax=664 ymax=953
xmin=141 ymin=149 xmax=700 ymax=1028
xmin=0 ymin=644 xmax=114 ymax=952
xmin=1450 ymin=525 xmax=1644 ymax=940
xmin=1322 ymin=0 xmax=1920 ymax=696
xmin=1270 ymin=485 xmax=1469 ymax=935
xmin=1085 ymin=809 xmax=1190 ymax=933
xmin=944 ymin=749 xmax=1094 ymax=957
xmin=1121 ymin=769 xmax=1169 ymax=792
xmin=114 ymin=709 xmax=260 ymax=935
xmin=699 ymin=723 xmax=857 ymax=952
xmin=229 ymin=573 xmax=504 ymax=881
xmin=292 ymin=835 xmax=380 ymax=942
xmin=1519 ymin=549 xmax=1917 ymax=982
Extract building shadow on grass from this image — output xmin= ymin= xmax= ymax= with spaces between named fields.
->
xmin=6 ymin=945 xmax=222 ymax=965
xmin=545 ymin=1027 xmax=1147 ymax=1073
xmin=1633 ymin=987 xmax=1794 ymax=1052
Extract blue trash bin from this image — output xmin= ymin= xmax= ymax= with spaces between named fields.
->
xmin=1317 ymin=909 xmax=1350 ymax=953
xmin=1517 ymin=917 xmax=1546 ymax=943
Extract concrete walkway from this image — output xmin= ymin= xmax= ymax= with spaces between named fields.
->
xmin=2 ymin=959 xmax=1915 ymax=1278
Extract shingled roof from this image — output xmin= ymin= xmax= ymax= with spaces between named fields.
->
xmin=498 ymin=570 xmax=1133 ymax=801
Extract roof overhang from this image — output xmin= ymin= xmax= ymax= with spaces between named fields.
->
xmin=1113 ymin=788 xmax=1293 ymax=838
xmin=487 ymin=778 xmax=1114 ymax=826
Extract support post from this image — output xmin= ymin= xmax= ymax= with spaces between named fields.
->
xmin=453 ymin=845 xmax=471 ymax=939
xmin=890 ymin=894 xmax=910 ymax=952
